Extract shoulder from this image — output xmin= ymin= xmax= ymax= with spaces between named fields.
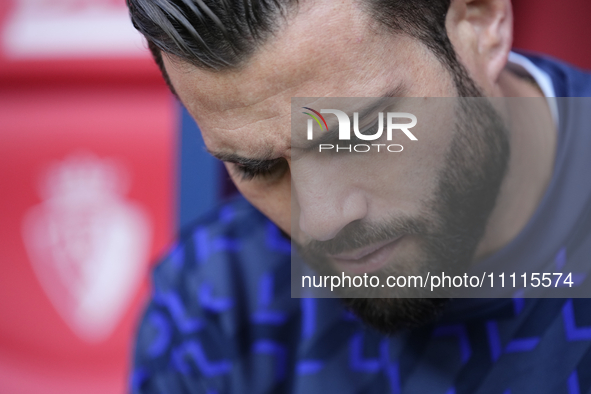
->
xmin=131 ymin=196 xmax=298 ymax=393
xmin=520 ymin=51 xmax=591 ymax=97
xmin=152 ymin=196 xmax=292 ymax=302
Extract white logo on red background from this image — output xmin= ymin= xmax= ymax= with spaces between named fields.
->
xmin=21 ymin=152 xmax=152 ymax=342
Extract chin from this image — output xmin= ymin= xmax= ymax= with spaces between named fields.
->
xmin=341 ymin=297 xmax=450 ymax=334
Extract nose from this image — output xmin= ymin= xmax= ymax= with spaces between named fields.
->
xmin=291 ymin=159 xmax=368 ymax=242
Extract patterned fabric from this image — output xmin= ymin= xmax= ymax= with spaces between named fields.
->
xmin=131 ymin=55 xmax=591 ymax=394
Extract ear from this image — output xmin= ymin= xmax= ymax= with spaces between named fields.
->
xmin=445 ymin=0 xmax=513 ymax=93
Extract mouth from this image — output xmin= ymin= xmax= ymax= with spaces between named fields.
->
xmin=327 ymin=236 xmax=404 ymax=275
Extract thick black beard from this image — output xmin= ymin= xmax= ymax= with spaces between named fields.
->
xmin=296 ymin=95 xmax=510 ymax=334
xmin=342 ymin=298 xmax=450 ymax=333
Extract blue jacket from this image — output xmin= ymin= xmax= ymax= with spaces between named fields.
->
xmin=131 ymin=54 xmax=591 ymax=394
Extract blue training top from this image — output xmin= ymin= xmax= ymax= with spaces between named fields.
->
xmin=131 ymin=54 xmax=591 ymax=394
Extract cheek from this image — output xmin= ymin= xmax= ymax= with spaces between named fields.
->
xmin=224 ymin=163 xmax=292 ymax=235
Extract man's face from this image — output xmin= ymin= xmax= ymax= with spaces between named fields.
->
xmin=163 ymin=1 xmax=509 ymax=331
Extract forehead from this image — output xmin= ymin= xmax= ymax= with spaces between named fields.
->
xmin=162 ymin=0 xmax=443 ymax=159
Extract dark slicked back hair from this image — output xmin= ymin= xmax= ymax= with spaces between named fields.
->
xmin=127 ymin=0 xmax=480 ymax=97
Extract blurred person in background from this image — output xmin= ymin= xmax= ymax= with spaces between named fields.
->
xmin=127 ymin=0 xmax=591 ymax=393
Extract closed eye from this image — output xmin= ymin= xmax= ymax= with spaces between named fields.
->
xmin=229 ymin=158 xmax=288 ymax=181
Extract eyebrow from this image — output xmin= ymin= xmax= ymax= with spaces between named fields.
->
xmin=302 ymin=86 xmax=405 ymax=150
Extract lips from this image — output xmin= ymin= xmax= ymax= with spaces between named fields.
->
xmin=328 ymin=236 xmax=404 ymax=275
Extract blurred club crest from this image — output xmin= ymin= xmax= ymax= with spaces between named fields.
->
xmin=22 ymin=152 xmax=152 ymax=342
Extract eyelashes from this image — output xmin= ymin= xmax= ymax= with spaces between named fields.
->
xmin=230 ymin=158 xmax=289 ymax=181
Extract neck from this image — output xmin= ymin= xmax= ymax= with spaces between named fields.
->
xmin=473 ymin=68 xmax=557 ymax=260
